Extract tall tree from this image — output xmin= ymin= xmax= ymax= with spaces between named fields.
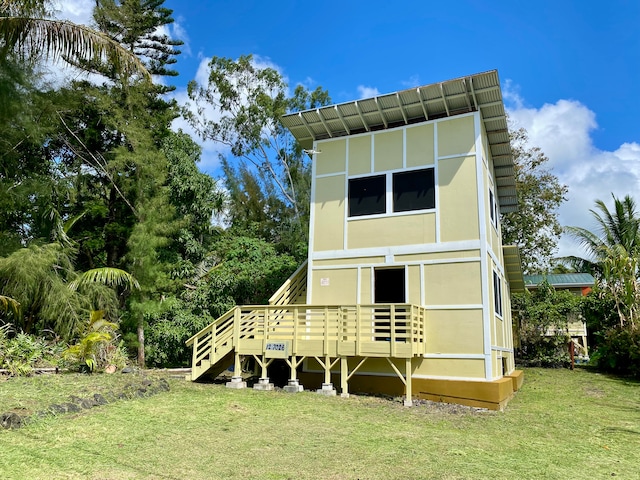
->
xmin=185 ymin=55 xmax=330 ymax=245
xmin=501 ymin=125 xmax=568 ymax=274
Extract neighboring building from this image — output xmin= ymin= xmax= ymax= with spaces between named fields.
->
xmin=523 ymin=273 xmax=595 ymax=357
xmin=187 ymin=70 xmax=525 ymax=410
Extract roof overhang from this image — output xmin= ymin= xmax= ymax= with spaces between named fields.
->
xmin=281 ymin=70 xmax=517 ymax=213
xmin=503 ymin=245 xmax=525 ymax=293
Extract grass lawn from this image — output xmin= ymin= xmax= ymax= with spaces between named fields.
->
xmin=1 ymin=368 xmax=638 ymax=479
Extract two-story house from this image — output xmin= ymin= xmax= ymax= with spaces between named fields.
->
xmin=187 ymin=70 xmax=525 ymax=410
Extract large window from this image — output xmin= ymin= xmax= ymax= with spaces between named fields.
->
xmin=393 ymin=169 xmax=435 ymax=212
xmin=348 ymin=168 xmax=435 ymax=217
xmin=348 ymin=175 xmax=386 ymax=217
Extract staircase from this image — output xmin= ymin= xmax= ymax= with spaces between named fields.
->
xmin=185 ymin=262 xmax=428 ymax=405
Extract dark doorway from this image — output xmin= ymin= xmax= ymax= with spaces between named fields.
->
xmin=374 ymin=268 xmax=405 ymax=340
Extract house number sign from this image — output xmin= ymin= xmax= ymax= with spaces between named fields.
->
xmin=265 ymin=341 xmax=290 ymax=358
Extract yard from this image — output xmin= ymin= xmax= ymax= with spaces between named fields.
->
xmin=1 ymin=368 xmax=638 ymax=479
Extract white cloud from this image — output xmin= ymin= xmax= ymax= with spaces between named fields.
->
xmin=52 ymin=0 xmax=94 ymax=26
xmin=400 ymin=75 xmax=421 ymax=89
xmin=505 ymin=88 xmax=640 ymax=261
xmin=357 ymin=85 xmax=380 ymax=99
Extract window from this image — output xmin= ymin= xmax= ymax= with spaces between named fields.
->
xmin=348 ymin=168 xmax=435 ymax=218
xmin=489 ymin=189 xmax=498 ymax=228
xmin=348 ymin=175 xmax=386 ymax=217
xmin=493 ymin=271 xmax=503 ymax=316
xmin=393 ymin=168 xmax=435 ymax=212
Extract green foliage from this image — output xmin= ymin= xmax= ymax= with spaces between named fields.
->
xmin=144 ymin=297 xmax=213 ymax=367
xmin=513 ymin=280 xmax=583 ymax=367
xmin=64 ymin=310 xmax=127 ymax=372
xmin=0 ymin=325 xmax=64 ymax=376
xmin=502 ymin=125 xmax=568 ymax=274
xmin=591 ymin=326 xmax=640 ymax=377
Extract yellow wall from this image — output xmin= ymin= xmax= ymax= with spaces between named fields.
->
xmin=407 ymin=123 xmax=434 ymax=167
xmin=316 ymin=139 xmax=346 ymax=175
xmin=425 ymin=310 xmax=484 ymax=354
xmin=439 ymin=155 xmax=479 ymax=242
xmin=424 ymin=262 xmax=482 ymax=306
xmin=348 ymin=214 xmax=436 ymax=249
xmin=311 ymin=268 xmax=358 ymax=305
xmin=348 ymin=136 xmax=371 ymax=175
xmin=414 ymin=358 xmax=485 ymax=379
xmin=313 ymin=175 xmax=345 ymax=251
xmin=438 ymin=115 xmax=475 ymax=157
xmin=374 ymin=130 xmax=403 ymax=172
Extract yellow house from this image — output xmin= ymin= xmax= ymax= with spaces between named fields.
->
xmin=187 ymin=70 xmax=525 ymax=410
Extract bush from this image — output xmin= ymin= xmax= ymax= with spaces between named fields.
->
xmin=0 ymin=325 xmax=65 ymax=375
xmin=591 ymin=326 xmax=640 ymax=377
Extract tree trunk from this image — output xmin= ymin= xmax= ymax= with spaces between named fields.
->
xmin=137 ymin=317 xmax=145 ymax=368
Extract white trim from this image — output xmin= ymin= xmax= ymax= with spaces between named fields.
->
xmin=346 ymin=207 xmax=436 ymax=222
xmin=310 ymin=257 xmax=482 ymax=270
xmin=423 ymin=353 xmax=485 ymax=359
xmin=312 ymin=239 xmax=482 ymax=261
xmin=402 ymin=128 xmax=407 ymax=169
xmin=434 ymin=121 xmax=440 ymax=243
xmin=343 ymin=139 xmax=349 ymax=251
xmin=315 ymin=171 xmax=346 ymax=179
xmin=474 ymin=111 xmax=492 ymax=381
xmin=307 ymin=141 xmax=318 ymax=304
xmin=385 ymin=171 xmax=393 ymax=214
xmin=491 ymin=346 xmax=513 ymax=353
xmin=437 ymin=152 xmax=475 ymax=161
xmin=370 ymin=134 xmax=375 ymax=172
xmin=425 ymin=304 xmax=483 ymax=310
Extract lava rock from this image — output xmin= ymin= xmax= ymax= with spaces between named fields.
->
xmin=1 ymin=412 xmax=23 ymax=429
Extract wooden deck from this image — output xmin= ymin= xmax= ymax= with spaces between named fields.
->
xmin=186 ymin=303 xmax=428 ymax=405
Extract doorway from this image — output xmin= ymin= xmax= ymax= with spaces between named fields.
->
xmin=374 ymin=268 xmax=405 ymax=340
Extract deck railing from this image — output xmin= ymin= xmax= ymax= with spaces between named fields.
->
xmin=268 ymin=261 xmax=308 ymax=306
xmin=187 ymin=303 xmax=428 ymax=379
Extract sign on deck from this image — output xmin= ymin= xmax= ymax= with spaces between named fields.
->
xmin=264 ymin=341 xmax=290 ymax=359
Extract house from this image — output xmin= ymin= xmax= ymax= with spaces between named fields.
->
xmin=523 ymin=273 xmax=595 ymax=357
xmin=187 ymin=70 xmax=525 ymax=410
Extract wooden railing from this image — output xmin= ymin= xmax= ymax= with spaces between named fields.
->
xmin=268 ymin=261 xmax=308 ymax=306
xmin=187 ymin=303 xmax=428 ymax=380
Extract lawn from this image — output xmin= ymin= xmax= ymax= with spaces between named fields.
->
xmin=1 ymin=368 xmax=638 ymax=479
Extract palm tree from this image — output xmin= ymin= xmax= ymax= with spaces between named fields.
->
xmin=0 ymin=0 xmax=149 ymax=79
xmin=565 ymin=194 xmax=640 ymax=328
xmin=564 ymin=194 xmax=640 ymax=276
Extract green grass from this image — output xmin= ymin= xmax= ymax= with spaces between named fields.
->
xmin=1 ymin=368 xmax=639 ymax=479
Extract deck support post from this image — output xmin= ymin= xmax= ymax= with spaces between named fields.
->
xmin=253 ymin=354 xmax=274 ymax=391
xmin=316 ymin=355 xmax=337 ymax=396
xmin=226 ymin=351 xmax=246 ymax=389
xmin=404 ymin=357 xmax=413 ymax=407
xmin=340 ymin=357 xmax=349 ymax=398
xmin=283 ymin=355 xmax=304 ymax=392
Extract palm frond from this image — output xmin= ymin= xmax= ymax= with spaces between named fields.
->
xmin=0 ymin=16 xmax=150 ymax=79
xmin=69 ymin=267 xmax=140 ymax=292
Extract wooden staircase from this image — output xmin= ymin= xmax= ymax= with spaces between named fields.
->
xmin=185 ymin=261 xmax=427 ymax=405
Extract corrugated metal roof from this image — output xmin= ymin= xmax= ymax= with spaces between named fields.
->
xmin=281 ymin=70 xmax=517 ymax=213
xmin=503 ymin=245 xmax=525 ymax=293
xmin=524 ymin=273 xmax=595 ymax=288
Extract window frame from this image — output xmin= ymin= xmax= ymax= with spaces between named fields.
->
xmin=347 ymin=167 xmax=436 ymax=219
xmin=493 ymin=270 xmax=503 ymax=317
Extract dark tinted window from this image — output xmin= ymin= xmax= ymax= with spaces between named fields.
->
xmin=393 ymin=168 xmax=435 ymax=212
xmin=349 ymin=175 xmax=386 ymax=217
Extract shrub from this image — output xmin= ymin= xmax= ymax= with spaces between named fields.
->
xmin=0 ymin=325 xmax=64 ymax=375
xmin=591 ymin=326 xmax=640 ymax=377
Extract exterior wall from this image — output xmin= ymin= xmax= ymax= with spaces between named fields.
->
xmin=306 ymin=111 xmax=515 ymax=383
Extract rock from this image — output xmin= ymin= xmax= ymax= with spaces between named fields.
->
xmin=121 ymin=366 xmax=135 ymax=374
xmin=141 ymin=378 xmax=152 ymax=387
xmin=49 ymin=404 xmax=66 ymax=415
xmin=78 ymin=398 xmax=98 ymax=409
xmin=1 ymin=412 xmax=23 ymax=429
xmin=104 ymin=365 xmax=117 ymax=374
xmin=93 ymin=394 xmax=108 ymax=405
xmin=62 ymin=402 xmax=81 ymax=413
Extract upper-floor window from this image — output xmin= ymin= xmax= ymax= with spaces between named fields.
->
xmin=393 ymin=169 xmax=435 ymax=212
xmin=348 ymin=168 xmax=435 ymax=218
xmin=489 ymin=189 xmax=498 ymax=229
xmin=348 ymin=175 xmax=386 ymax=217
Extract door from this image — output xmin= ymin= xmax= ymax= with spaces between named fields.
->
xmin=374 ymin=268 xmax=405 ymax=340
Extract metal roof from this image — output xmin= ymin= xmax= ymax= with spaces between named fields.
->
xmin=503 ymin=245 xmax=525 ymax=293
xmin=524 ymin=273 xmax=595 ymax=288
xmin=281 ymin=70 xmax=517 ymax=213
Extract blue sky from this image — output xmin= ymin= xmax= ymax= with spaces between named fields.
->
xmin=57 ymin=0 xmax=640 ymax=260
